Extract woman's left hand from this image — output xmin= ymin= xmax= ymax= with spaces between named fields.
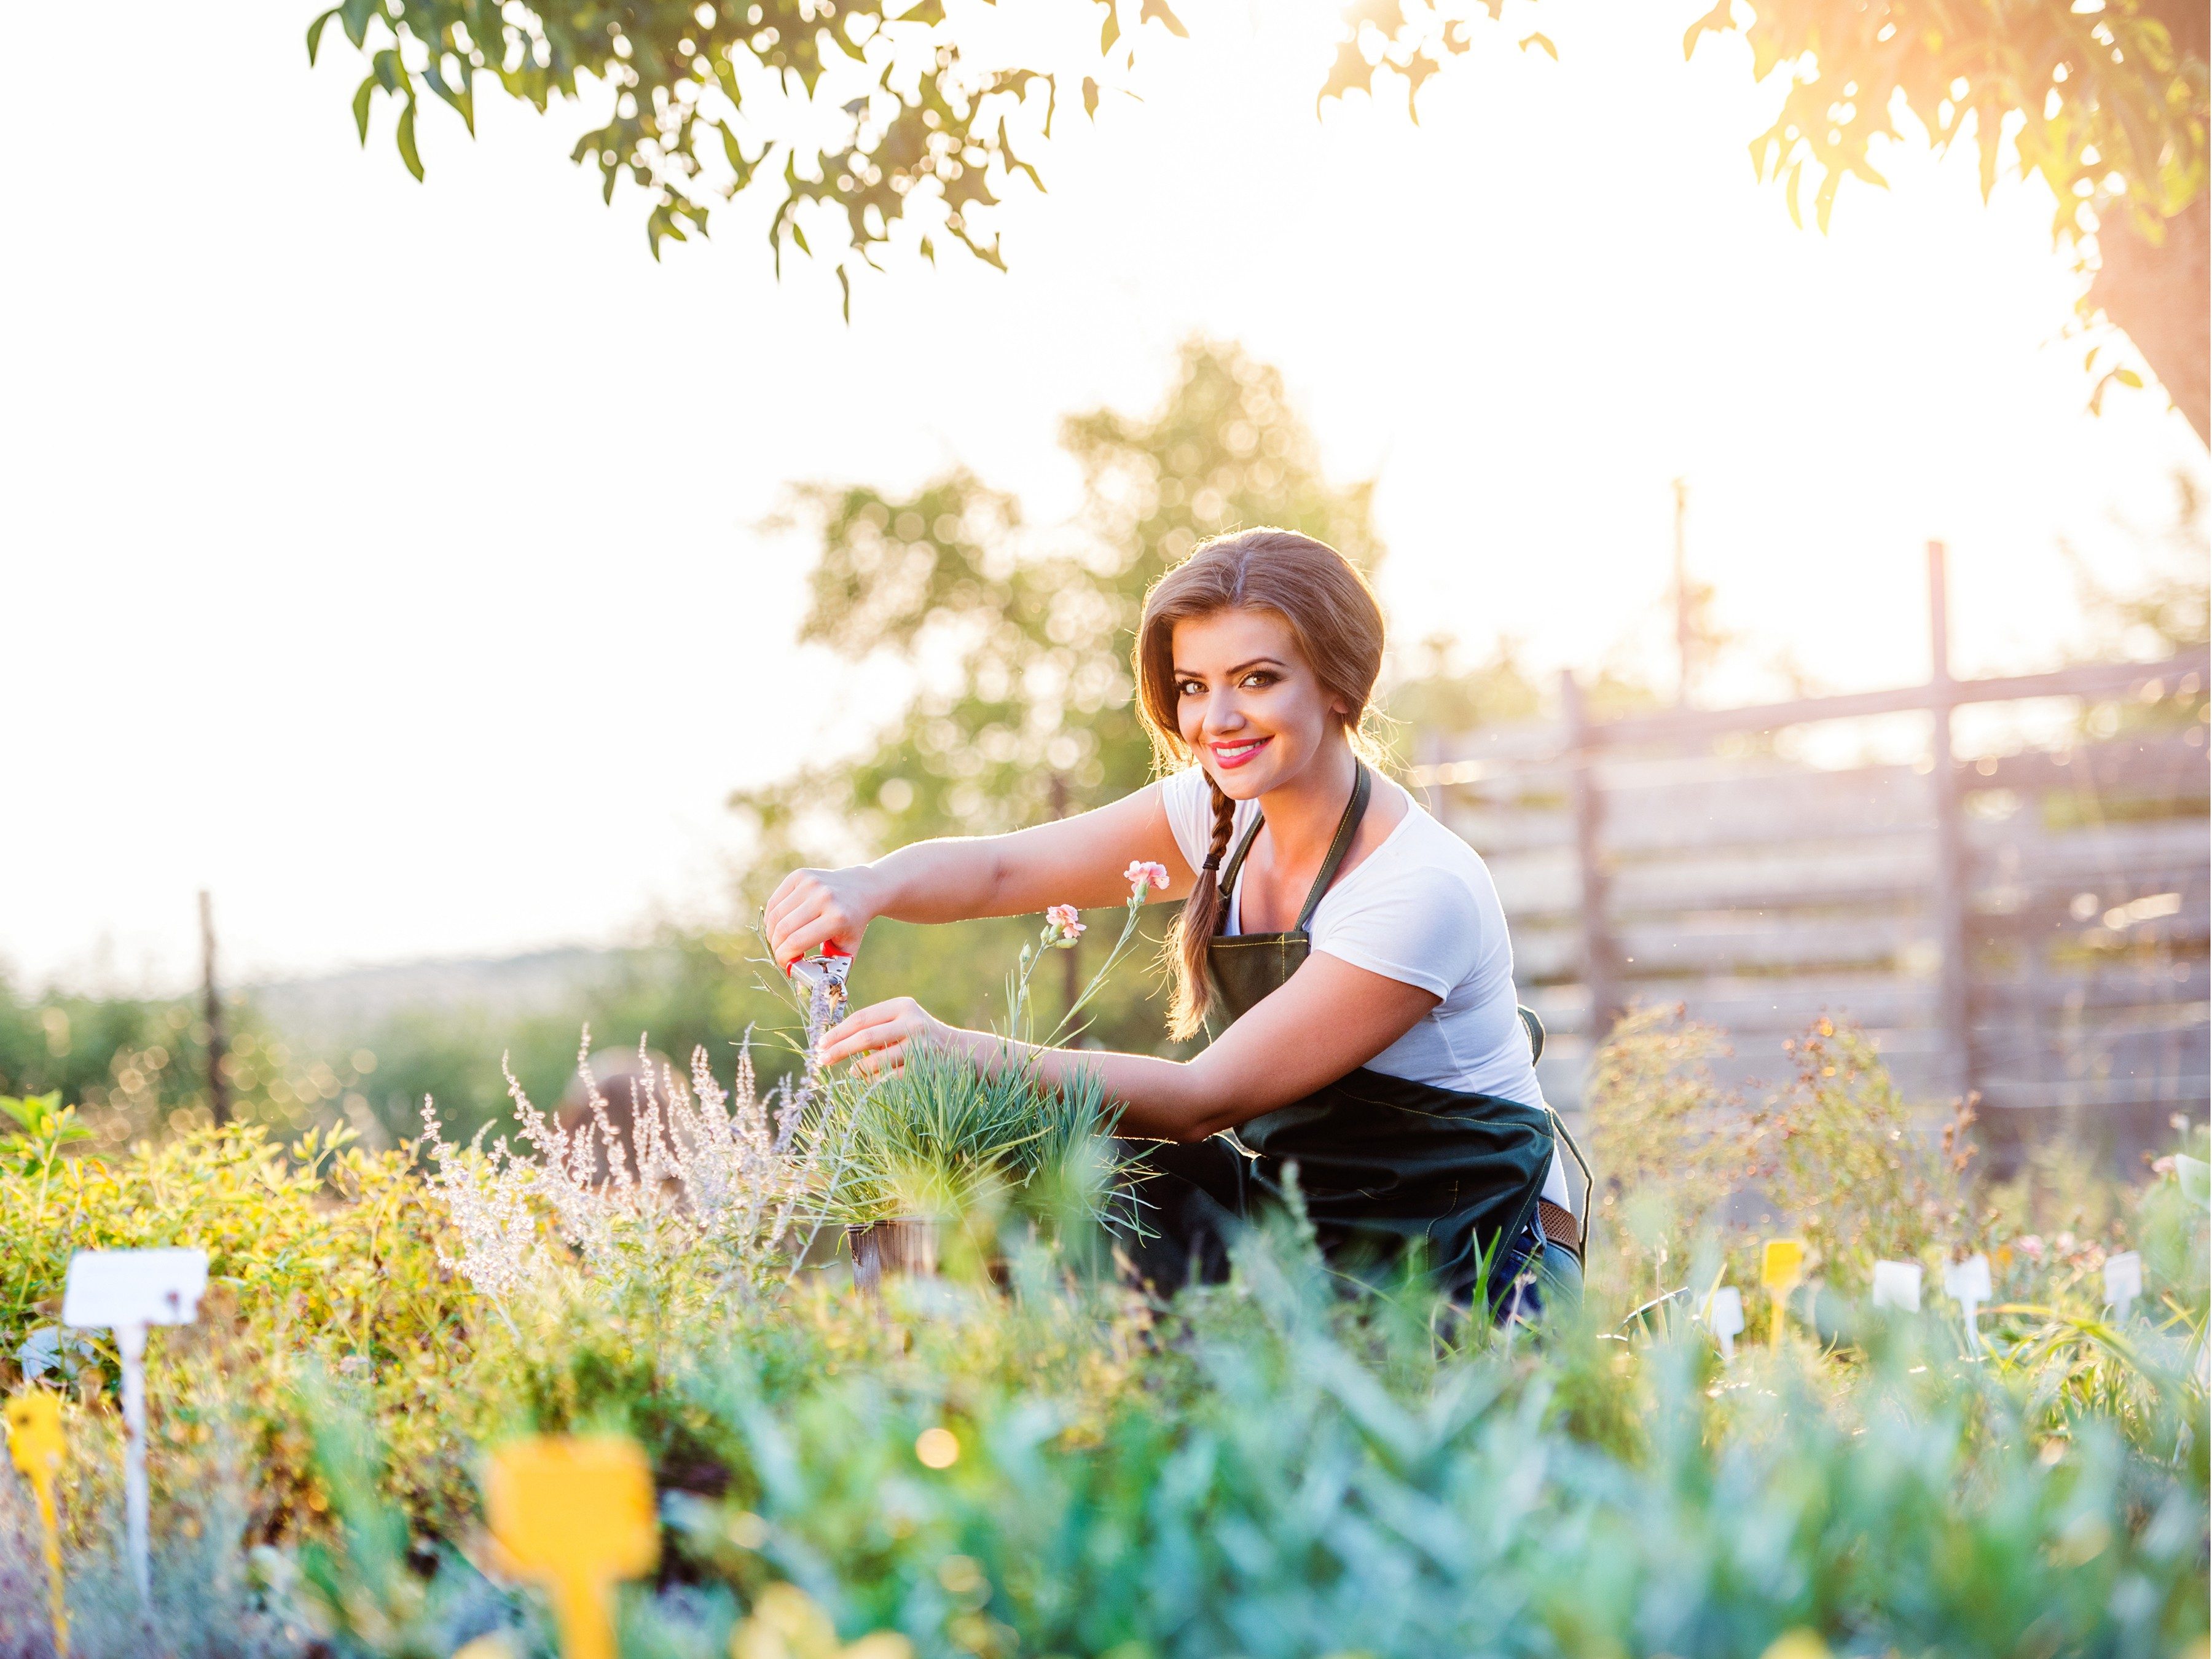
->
xmin=818 ymin=997 xmax=963 ymax=1076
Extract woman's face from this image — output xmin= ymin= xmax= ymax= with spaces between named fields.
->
xmin=1171 ymin=607 xmax=1351 ymax=799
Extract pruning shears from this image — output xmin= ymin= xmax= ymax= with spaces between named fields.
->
xmin=786 ymin=943 xmax=853 ymax=1033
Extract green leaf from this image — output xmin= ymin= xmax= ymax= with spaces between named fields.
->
xmin=2113 ymin=367 xmax=2143 ymax=387
xmin=1100 ymin=2 xmax=1120 ymax=55
xmin=1083 ymin=76 xmax=1100 ymax=119
xmin=307 ymin=7 xmax=341 ymax=65
xmin=397 ymin=99 xmax=424 ymax=181
xmin=1518 ymin=31 xmax=1556 ymax=59
xmin=898 ymin=0 xmax=946 ymax=21
xmin=351 ymin=74 xmax=376 ymax=144
xmin=837 ymin=264 xmax=853 ymax=323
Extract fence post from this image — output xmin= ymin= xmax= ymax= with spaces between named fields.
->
xmin=199 ymin=890 xmax=232 ymax=1128
xmin=1926 ymin=542 xmax=1974 ymax=1102
xmin=1561 ymin=670 xmax=1619 ymax=1048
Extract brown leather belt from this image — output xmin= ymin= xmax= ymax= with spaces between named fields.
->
xmin=1537 ymin=1198 xmax=1582 ymax=1252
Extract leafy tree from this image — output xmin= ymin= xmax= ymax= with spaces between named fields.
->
xmin=735 ymin=337 xmax=1381 ymax=863
xmin=1325 ymin=0 xmax=2209 ymax=442
xmin=730 ymin=337 xmax=1382 ymax=1046
xmin=307 ymin=0 xmax=1185 ymax=304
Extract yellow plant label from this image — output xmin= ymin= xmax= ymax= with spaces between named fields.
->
xmin=485 ymin=1434 xmax=658 ymax=1659
xmin=1759 ymin=1239 xmax=1806 ymax=1293
xmin=5 ymin=1390 xmax=69 ymax=1658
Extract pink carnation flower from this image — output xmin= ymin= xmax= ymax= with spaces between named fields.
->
xmin=1124 ymin=860 xmax=1171 ymax=895
xmin=1046 ymin=904 xmax=1086 ymax=943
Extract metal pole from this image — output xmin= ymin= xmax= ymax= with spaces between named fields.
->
xmin=1672 ymin=477 xmax=1692 ymax=707
xmin=1926 ymin=542 xmax=1974 ymax=1102
xmin=1562 ymin=670 xmax=1619 ymax=1046
xmin=198 ymin=890 xmax=232 ymax=1128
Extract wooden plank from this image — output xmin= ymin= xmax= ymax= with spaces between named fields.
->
xmin=1966 ymin=816 xmax=2209 ymax=880
xmin=1971 ymin=1074 xmax=2212 ymax=1112
xmin=1609 ymin=842 xmax=1936 ymax=912
xmin=1972 ymin=959 xmax=2208 ymax=1013
xmin=1580 ymin=649 xmax=2209 ymax=748
xmin=1440 ymin=803 xmax=1573 ymax=857
xmin=1614 ymin=914 xmax=1926 ymax=976
xmin=1971 ymin=731 xmax=2211 ymax=797
xmin=1509 ymin=925 xmax=1583 ymax=985
xmin=1977 ymin=896 xmax=2210 ymax=950
xmin=1483 ymin=847 xmax=1580 ymax=916
xmin=1599 ymin=764 xmax=1935 ymax=853
xmin=1532 ymin=1032 xmax=1590 ymax=1113
xmin=1518 ymin=982 xmax=1591 ymax=1038
xmin=1667 ymin=975 xmax=1939 ymax=1032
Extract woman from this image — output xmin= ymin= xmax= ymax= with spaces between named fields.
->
xmin=766 ymin=527 xmax=1584 ymax=1309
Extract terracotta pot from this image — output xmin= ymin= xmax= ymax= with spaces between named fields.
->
xmin=848 ymin=1218 xmax=939 ymax=1292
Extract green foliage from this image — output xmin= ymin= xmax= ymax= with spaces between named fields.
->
xmin=1588 ymin=1006 xmax=1975 ymax=1317
xmin=2 ymin=1027 xmax=2208 ymax=1657
xmin=307 ymin=0 xmax=1187 ymax=283
xmin=1333 ymin=0 xmax=2207 ymax=241
xmin=269 ymin=1221 xmax=2210 ymax=1659
xmin=0 ymin=975 xmax=339 ymax=1147
xmin=0 ymin=1120 xmax=482 ymax=1538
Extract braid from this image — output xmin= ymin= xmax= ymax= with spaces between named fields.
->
xmin=1169 ymin=777 xmax=1239 ymax=1039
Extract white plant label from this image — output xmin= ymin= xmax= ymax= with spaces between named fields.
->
xmin=1703 ymin=1285 xmax=1744 ymax=1363
xmin=61 ymin=1249 xmax=207 ymax=1330
xmin=2103 ymin=1251 xmax=2142 ymax=1320
xmin=62 ymin=1248 xmax=209 ymax=1604
xmin=1943 ymin=1253 xmax=1991 ymax=1352
xmin=1871 ymin=1260 xmax=1922 ymax=1312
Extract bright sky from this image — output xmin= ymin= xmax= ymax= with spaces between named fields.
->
xmin=5 ymin=0 xmax=2204 ymax=995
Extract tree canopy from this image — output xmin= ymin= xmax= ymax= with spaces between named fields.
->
xmin=732 ymin=337 xmax=1380 ymax=873
xmin=312 ymin=1 xmax=2205 ymax=426
xmin=1325 ymin=0 xmax=2208 ymax=441
xmin=309 ymin=0 xmax=1185 ymax=305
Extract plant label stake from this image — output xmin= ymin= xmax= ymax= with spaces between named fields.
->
xmin=60 ymin=1247 xmax=207 ymax=1604
xmin=2103 ymin=1250 xmax=2143 ymax=1321
xmin=1702 ymin=1284 xmax=1744 ymax=1362
xmin=1760 ymin=1239 xmax=1806 ymax=1352
xmin=485 ymin=1433 xmax=657 ymax=1659
xmin=1870 ymin=1260 xmax=1922 ymax=1312
xmin=5 ymin=1390 xmax=69 ymax=1658
xmin=1942 ymin=1253 xmax=1991 ymax=1352
xmin=788 ymin=944 xmax=853 ymax=1049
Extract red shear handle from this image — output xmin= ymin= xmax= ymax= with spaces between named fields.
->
xmin=786 ymin=941 xmax=853 ymax=978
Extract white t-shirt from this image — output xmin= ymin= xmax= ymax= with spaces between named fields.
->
xmin=1160 ymin=765 xmax=1572 ymax=1212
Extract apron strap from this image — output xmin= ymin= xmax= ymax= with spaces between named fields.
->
xmin=1215 ymin=763 xmax=1375 ymax=930
xmin=1298 ymin=763 xmax=1372 ymax=931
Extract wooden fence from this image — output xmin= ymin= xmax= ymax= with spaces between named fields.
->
xmin=1413 ymin=545 xmax=2210 ymax=1162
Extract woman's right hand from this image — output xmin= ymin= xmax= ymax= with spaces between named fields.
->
xmin=763 ymin=865 xmax=883 ymax=970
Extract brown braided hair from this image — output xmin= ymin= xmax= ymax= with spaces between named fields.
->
xmin=1134 ymin=527 xmax=1388 ymax=1038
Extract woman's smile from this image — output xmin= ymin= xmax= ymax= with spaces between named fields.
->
xmin=1209 ymin=735 xmax=1271 ymax=770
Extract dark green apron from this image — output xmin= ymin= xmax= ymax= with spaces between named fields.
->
xmin=1205 ymin=763 xmax=1571 ymax=1300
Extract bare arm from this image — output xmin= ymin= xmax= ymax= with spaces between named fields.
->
xmin=765 ymin=781 xmax=1193 ymax=967
xmin=817 ymin=951 xmax=1439 ymax=1140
